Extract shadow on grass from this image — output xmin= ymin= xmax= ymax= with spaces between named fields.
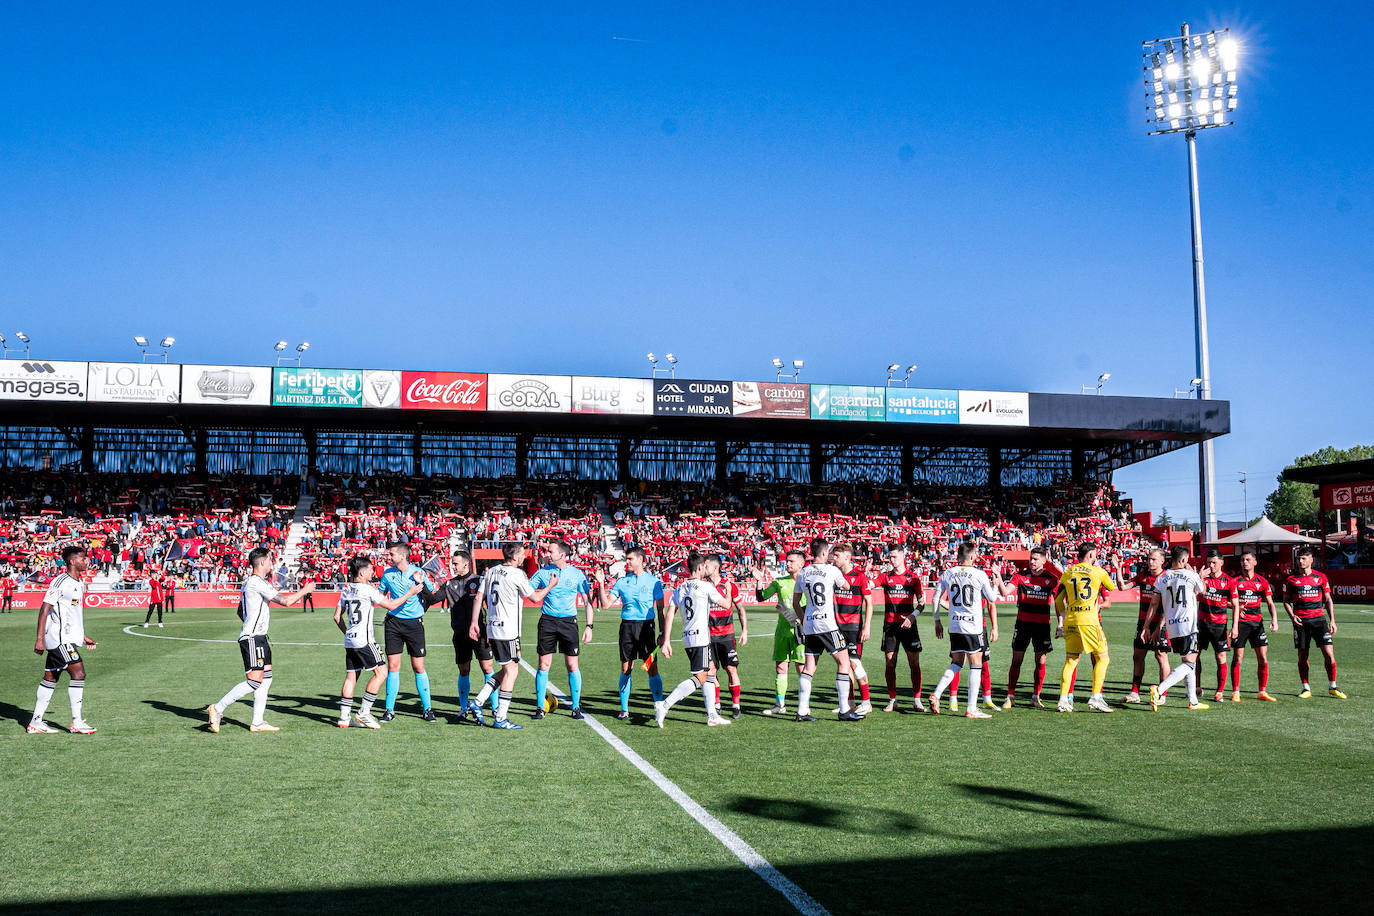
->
xmin=2 ymin=825 xmax=1370 ymax=915
xmin=1 ymin=700 xmax=32 ymax=728
xmin=727 ymin=795 xmax=922 ymax=836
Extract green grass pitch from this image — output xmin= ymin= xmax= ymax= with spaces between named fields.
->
xmin=1 ymin=603 xmax=1371 ymax=915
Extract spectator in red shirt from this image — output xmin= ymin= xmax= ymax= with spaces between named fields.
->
xmin=144 ymin=574 xmax=165 ymax=628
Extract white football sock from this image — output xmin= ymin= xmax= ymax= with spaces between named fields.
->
xmin=215 ymin=680 xmax=254 ymax=714
xmin=1158 ymin=660 xmax=1191 ymax=693
xmin=932 ymin=663 xmax=960 ymax=701
xmin=32 ymin=680 xmax=55 ymax=722
xmin=339 ymin=697 xmax=353 ymax=721
xmin=967 ymin=667 xmax=981 ymax=709
xmin=665 ymin=677 xmax=697 ymax=710
xmin=700 ymin=679 xmax=716 ymax=719
xmin=798 ymin=673 xmax=813 ymax=716
xmin=475 ymin=673 xmax=499 ymax=707
xmin=360 ymin=691 xmax=377 ymax=716
xmin=69 ymin=679 xmax=85 ymax=721
xmin=251 ymin=675 xmax=272 ymax=725
xmin=497 ymin=690 xmax=512 ymax=721
xmin=836 ymin=673 xmax=851 ymax=714
xmin=1185 ymin=666 xmax=1198 ymax=704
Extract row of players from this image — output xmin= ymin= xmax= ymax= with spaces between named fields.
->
xmin=21 ymin=533 xmax=1346 ymax=733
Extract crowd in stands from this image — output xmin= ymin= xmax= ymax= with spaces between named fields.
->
xmin=3 ymin=466 xmax=1161 ymax=593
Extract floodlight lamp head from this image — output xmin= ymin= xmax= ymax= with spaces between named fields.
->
xmin=646 ymin=352 xmax=656 ymax=363
xmin=1098 ymin=373 xmax=1111 ymax=383
xmin=1190 ymin=377 xmax=1203 ymax=387
xmin=296 ymin=342 xmax=310 ymax=353
xmin=160 ymin=337 xmax=175 ymax=348
xmin=16 ymin=332 xmax=30 ymax=343
xmin=0 ymin=333 xmax=6 ymax=344
xmin=887 ymin=364 xmax=901 ymax=373
xmin=133 ymin=336 xmax=149 ymax=347
xmin=792 ymin=360 xmax=803 ymax=369
xmin=274 ymin=340 xmax=288 ymax=351
xmin=771 ymin=358 xmax=784 ymax=369
xmin=907 ymin=364 xmax=918 ymax=373
xmin=665 ymin=353 xmax=677 ymax=364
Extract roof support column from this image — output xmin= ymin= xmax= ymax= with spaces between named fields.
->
xmin=988 ymin=447 xmax=1003 ymax=490
xmin=900 ymin=443 xmax=914 ymax=485
xmin=515 ymin=434 xmax=529 ymax=481
xmin=412 ymin=430 xmax=423 ymax=477
xmin=809 ymin=443 xmax=826 ymax=484
xmin=715 ymin=440 xmax=727 ymax=482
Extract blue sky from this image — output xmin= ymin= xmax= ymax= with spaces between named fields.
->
xmin=2 ymin=2 xmax=1369 ymax=521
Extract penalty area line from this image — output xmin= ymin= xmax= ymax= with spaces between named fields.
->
xmin=516 ymin=658 xmax=831 ymax=916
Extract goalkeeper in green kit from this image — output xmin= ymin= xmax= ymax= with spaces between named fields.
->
xmin=755 ymin=550 xmax=808 ymax=716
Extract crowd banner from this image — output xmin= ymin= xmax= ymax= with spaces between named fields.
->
xmin=272 ymin=368 xmax=364 ymax=408
xmin=572 ymin=376 xmax=653 ymax=415
xmin=487 ymin=374 xmax=572 ymax=413
xmin=87 ymin=362 xmax=182 ymax=404
xmin=180 ymin=365 xmax=272 ymax=405
xmin=957 ymin=390 xmax=1030 ymax=426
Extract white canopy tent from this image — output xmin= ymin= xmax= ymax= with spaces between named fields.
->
xmin=1205 ymin=516 xmax=1323 ymax=546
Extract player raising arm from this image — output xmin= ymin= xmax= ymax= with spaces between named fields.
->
xmin=1116 ymin=547 xmax=1171 ymax=704
xmin=1142 ymin=546 xmax=1211 ymax=710
xmin=334 ymin=555 xmax=421 ymax=728
xmin=28 ymin=545 xmax=98 ymax=735
xmin=925 ymin=542 xmax=1000 ymax=719
xmin=655 ymin=555 xmax=734 ymax=728
xmin=1284 ymin=546 xmax=1345 ymax=700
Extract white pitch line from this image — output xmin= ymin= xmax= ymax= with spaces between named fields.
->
xmin=121 ymin=624 xmax=339 ymax=647
xmin=517 ymin=658 xmax=830 ymax=916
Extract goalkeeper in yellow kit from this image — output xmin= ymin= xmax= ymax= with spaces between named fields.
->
xmin=1055 ymin=543 xmax=1116 ymax=713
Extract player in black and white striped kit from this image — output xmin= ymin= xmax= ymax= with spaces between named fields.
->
xmin=207 ymin=547 xmax=315 ymax=733
xmin=28 ymin=545 xmax=98 ymax=735
xmin=335 ymin=555 xmax=421 ymax=729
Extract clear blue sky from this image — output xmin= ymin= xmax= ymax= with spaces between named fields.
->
xmin=2 ymin=2 xmax=1369 ymax=521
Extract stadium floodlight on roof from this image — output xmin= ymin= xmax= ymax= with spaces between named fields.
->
xmin=1144 ymin=22 xmax=1238 ymax=542
xmin=771 ymin=357 xmax=784 ymax=369
xmin=160 ymin=336 xmax=175 ymax=348
xmin=274 ymin=340 xmax=288 ymax=352
xmin=1143 ymin=27 xmax=1237 ymax=135
xmin=133 ymin=335 xmax=149 ymax=347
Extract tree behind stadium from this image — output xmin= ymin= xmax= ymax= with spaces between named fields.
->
xmin=1265 ymin=444 xmax=1374 ymax=528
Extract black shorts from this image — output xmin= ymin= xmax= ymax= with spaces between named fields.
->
xmin=491 ymin=638 xmax=521 ymax=666
xmin=1198 ymin=620 xmax=1229 ymax=653
xmin=803 ymin=630 xmax=847 ymax=657
xmin=1231 ymin=621 xmax=1268 ymax=650
xmin=1012 ymin=620 xmax=1052 ymax=654
xmin=949 ymin=632 xmax=983 ymax=656
xmin=710 ymin=634 xmax=740 ymax=669
xmin=1169 ymin=633 xmax=1199 ymax=657
xmin=880 ymin=620 xmax=922 ymax=653
xmin=1133 ymin=618 xmax=1170 ymax=652
xmin=536 ymin=615 xmax=580 ymax=657
xmin=619 ymin=620 xmax=657 ymax=663
xmin=345 ymin=643 xmax=385 ymax=672
xmin=453 ymin=631 xmax=493 ymax=665
xmin=44 ymin=644 xmax=82 ymax=672
xmin=383 ymin=616 xmax=427 ymax=657
xmin=685 ymin=645 xmax=711 ymax=674
xmin=239 ymin=635 xmax=271 ymax=671
xmin=838 ymin=623 xmax=864 ymax=660
xmin=1292 ymin=617 xmax=1333 ymax=650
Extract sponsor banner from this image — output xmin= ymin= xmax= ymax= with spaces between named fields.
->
xmin=1329 ymin=570 xmax=1374 ymax=601
xmin=87 ymin=362 xmax=182 ymax=404
xmin=400 ymin=371 xmax=487 ymax=411
xmin=653 ymin=379 xmax=733 ymax=417
xmin=732 ymin=381 xmax=810 ymax=419
xmin=83 ymin=591 xmax=148 ymax=610
xmin=0 ymin=360 xmax=88 ymax=402
xmin=958 ymin=389 xmax=1030 ymax=426
xmin=810 ymin=384 xmax=885 ymax=422
xmin=487 ymin=374 xmax=571 ymax=413
xmin=886 ymin=387 xmax=959 ymax=424
xmin=69 ymin=589 xmax=344 ymax=610
xmin=272 ymin=367 xmax=363 ymax=408
xmin=1323 ymin=482 xmax=1374 ymax=510
xmin=572 ymin=376 xmax=653 ymax=415
xmin=362 ymin=370 xmax=402 ymax=409
xmin=179 ymin=365 xmax=272 ymax=405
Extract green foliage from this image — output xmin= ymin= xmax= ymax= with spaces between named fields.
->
xmin=1266 ymin=444 xmax=1374 ymax=527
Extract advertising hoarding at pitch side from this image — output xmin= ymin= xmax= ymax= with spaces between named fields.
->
xmin=272 ymin=368 xmax=364 ymax=408
xmin=885 ymin=388 xmax=959 ymax=424
xmin=957 ymin=390 xmax=1029 ymax=426
xmin=809 ymin=384 xmax=885 ymax=421
xmin=87 ymin=362 xmax=182 ymax=404
xmin=0 ymin=360 xmax=88 ymax=402
xmin=731 ymin=381 xmax=810 ymax=419
xmin=487 ymin=374 xmax=571 ymax=413
xmin=399 ymin=371 xmax=487 ymax=411
xmin=572 ymin=376 xmax=653 ymax=415
xmin=653 ymin=379 xmax=732 ymax=416
xmin=179 ymin=365 xmax=273 ymax=405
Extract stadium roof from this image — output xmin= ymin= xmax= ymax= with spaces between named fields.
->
xmin=1281 ymin=459 xmax=1374 ymax=486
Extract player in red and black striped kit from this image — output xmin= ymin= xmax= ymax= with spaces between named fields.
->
xmin=1199 ymin=549 xmax=1238 ymax=702
xmin=830 ymin=544 xmax=874 ymax=715
xmin=1229 ymin=548 xmax=1279 ymax=702
xmin=1283 ymin=546 xmax=1346 ymax=699
xmin=996 ymin=547 xmax=1060 ymax=709
xmin=1115 ymin=547 xmax=1171 ymax=704
xmin=875 ymin=545 xmax=926 ymax=712
xmin=703 ymin=554 xmax=748 ymax=718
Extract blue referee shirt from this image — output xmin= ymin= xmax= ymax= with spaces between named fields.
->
xmin=611 ymin=573 xmax=664 ymax=622
xmin=379 ymin=566 xmax=433 ymax=619
xmin=529 ymin=564 xmax=590 ymax=618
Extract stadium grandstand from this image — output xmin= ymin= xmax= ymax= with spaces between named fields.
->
xmin=0 ymin=359 xmax=1228 ymax=604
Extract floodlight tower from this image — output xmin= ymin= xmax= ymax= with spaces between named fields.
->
xmin=1143 ymin=23 xmax=1238 ymax=542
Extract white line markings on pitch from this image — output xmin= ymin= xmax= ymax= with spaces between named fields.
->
xmin=516 ymin=658 xmax=832 ymax=916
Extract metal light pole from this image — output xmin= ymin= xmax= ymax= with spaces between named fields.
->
xmin=1144 ymin=23 xmax=1238 ymax=542
xmin=1239 ymin=471 xmax=1248 ymax=523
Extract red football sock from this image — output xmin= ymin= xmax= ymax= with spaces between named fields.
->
xmin=980 ymin=663 xmax=991 ymax=698
xmin=910 ymin=661 xmax=922 ymax=697
xmin=1034 ymin=660 xmax=1046 ymax=695
xmin=730 ymin=684 xmax=741 ymax=706
xmin=1216 ymin=659 xmax=1228 ymax=692
xmin=1325 ymin=658 xmax=1336 ymax=684
xmin=1006 ymin=657 xmax=1023 ymax=697
xmin=950 ymin=671 xmax=961 ymax=695
xmin=885 ymin=667 xmax=897 ymax=700
xmin=714 ymin=683 xmax=721 ymax=705
xmin=1257 ymin=660 xmax=1269 ymax=691
xmin=1131 ymin=666 xmax=1142 ymax=692
xmin=1298 ymin=657 xmax=1310 ymax=683
xmin=1230 ymin=658 xmax=1242 ymax=690
xmin=859 ymin=681 xmax=870 ymax=702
